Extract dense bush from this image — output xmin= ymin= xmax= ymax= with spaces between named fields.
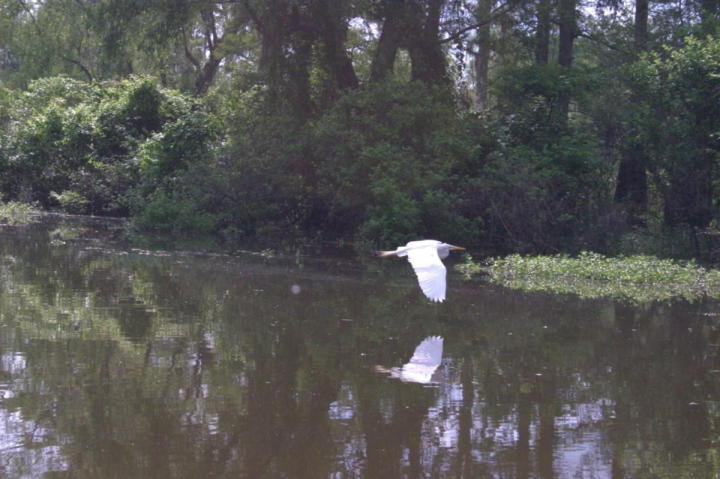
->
xmin=0 ymin=74 xmax=617 ymax=252
xmin=130 ymin=107 xmax=221 ymax=233
xmin=469 ymin=63 xmax=616 ymax=253
xmin=1 ymin=35 xmax=717 ymax=256
xmin=0 ymin=76 xmax=214 ymax=224
xmin=310 ymin=80 xmax=479 ymax=248
xmin=629 ymin=36 xmax=720 ymax=229
xmin=208 ymin=86 xmax=311 ymax=239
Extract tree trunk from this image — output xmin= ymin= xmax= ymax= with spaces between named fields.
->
xmin=286 ymin=8 xmax=315 ymax=120
xmin=315 ymin=0 xmax=358 ymax=104
xmin=634 ymin=0 xmax=648 ymax=50
xmin=614 ymin=146 xmax=648 ymax=224
xmin=474 ymin=0 xmax=492 ymax=108
xmin=370 ymin=1 xmax=404 ymax=82
xmin=249 ymin=1 xmax=286 ymax=108
xmin=194 ymin=55 xmax=222 ymax=96
xmin=535 ymin=0 xmax=551 ymax=65
xmin=615 ymin=0 xmax=650 ymax=221
xmin=408 ymin=0 xmax=447 ymax=85
xmin=557 ymin=0 xmax=575 ymax=124
xmin=557 ymin=0 xmax=575 ymax=68
xmin=312 ymin=0 xmax=359 ymax=109
xmin=371 ymin=0 xmax=448 ymax=86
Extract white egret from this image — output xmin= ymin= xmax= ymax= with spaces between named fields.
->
xmin=378 ymin=240 xmax=465 ymax=302
xmin=375 ymin=336 xmax=444 ymax=384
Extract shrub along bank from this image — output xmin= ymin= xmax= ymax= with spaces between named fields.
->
xmin=1 ymin=35 xmax=719 ymax=260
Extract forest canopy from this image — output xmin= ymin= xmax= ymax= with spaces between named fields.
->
xmin=0 ymin=0 xmax=718 ymax=257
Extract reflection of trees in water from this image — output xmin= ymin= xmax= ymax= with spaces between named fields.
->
xmin=0 ymin=219 xmax=719 ymax=478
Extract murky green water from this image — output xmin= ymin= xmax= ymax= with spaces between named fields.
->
xmin=1 ymin=216 xmax=719 ymax=478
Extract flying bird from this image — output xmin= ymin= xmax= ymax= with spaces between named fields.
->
xmin=378 ymin=240 xmax=465 ymax=302
xmin=375 ymin=336 xmax=444 ymax=384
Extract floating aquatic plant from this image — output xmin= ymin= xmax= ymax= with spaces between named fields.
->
xmin=458 ymin=251 xmax=720 ymax=303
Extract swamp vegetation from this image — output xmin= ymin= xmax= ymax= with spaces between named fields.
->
xmin=2 ymin=3 xmax=720 ymax=477
xmin=0 ymin=0 xmax=718 ymax=262
xmin=460 ymin=252 xmax=720 ymax=303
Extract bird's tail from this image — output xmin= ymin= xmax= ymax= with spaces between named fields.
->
xmin=377 ymin=250 xmax=397 ymax=257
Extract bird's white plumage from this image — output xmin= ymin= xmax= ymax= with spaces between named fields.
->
xmin=406 ymin=246 xmax=446 ymax=302
xmin=393 ymin=336 xmax=444 ymax=384
xmin=379 ymin=239 xmax=464 ymax=302
xmin=394 ymin=240 xmax=447 ymax=302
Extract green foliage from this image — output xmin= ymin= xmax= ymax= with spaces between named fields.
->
xmin=460 ymin=251 xmax=720 ymax=303
xmin=454 ymin=63 xmax=614 ymax=254
xmin=0 ymin=76 xmax=211 ymax=225
xmin=138 ymin=108 xmax=217 ymax=180
xmin=209 ymin=85 xmax=310 ymax=238
xmin=629 ymin=36 xmax=720 ymax=228
xmin=0 ymin=4 xmax=718 ymax=259
xmin=50 ymin=190 xmax=89 ymax=214
xmin=614 ymin=226 xmax=706 ymax=259
xmin=0 ymin=201 xmax=36 ymax=224
xmin=311 ymin=80 xmax=478 ymax=247
xmin=130 ymin=109 xmax=221 ymax=234
xmin=131 ymin=188 xmax=220 ymax=233
xmin=467 ymin=131 xmax=610 ymax=253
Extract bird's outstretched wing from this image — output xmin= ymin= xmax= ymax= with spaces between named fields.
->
xmin=406 ymin=246 xmax=446 ymax=302
xmin=408 ymin=336 xmax=444 ymax=367
xmin=399 ymin=336 xmax=444 ymax=383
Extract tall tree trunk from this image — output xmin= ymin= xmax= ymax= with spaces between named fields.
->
xmin=286 ymin=3 xmax=315 ymax=120
xmin=371 ymin=0 xmax=448 ymax=86
xmin=535 ymin=0 xmax=551 ymax=65
xmin=246 ymin=1 xmax=316 ymax=116
xmin=614 ymin=145 xmax=648 ymax=223
xmin=315 ymin=0 xmax=358 ymax=99
xmin=408 ymin=0 xmax=447 ymax=84
xmin=246 ymin=0 xmax=287 ymax=109
xmin=615 ymin=0 xmax=650 ymax=222
xmin=194 ymin=55 xmax=222 ymax=96
xmin=557 ymin=0 xmax=575 ymax=68
xmin=370 ymin=1 xmax=404 ymax=83
xmin=557 ymin=0 xmax=575 ymax=123
xmin=474 ymin=0 xmax=492 ymax=109
xmin=634 ymin=0 xmax=649 ymax=50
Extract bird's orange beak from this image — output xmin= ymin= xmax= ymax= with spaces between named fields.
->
xmin=449 ymin=245 xmax=466 ymax=251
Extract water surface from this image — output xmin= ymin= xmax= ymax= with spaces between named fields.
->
xmin=1 ymin=216 xmax=719 ymax=478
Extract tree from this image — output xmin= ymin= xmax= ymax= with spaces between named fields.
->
xmin=313 ymin=0 xmax=359 ymax=100
xmin=535 ymin=0 xmax=551 ymax=64
xmin=474 ymin=0 xmax=493 ymax=108
xmin=370 ymin=0 xmax=449 ymax=85
xmin=241 ymin=0 xmax=360 ymax=116
xmin=633 ymin=36 xmax=720 ymax=229
xmin=557 ymin=0 xmax=576 ymax=123
xmin=614 ymin=0 xmax=650 ymax=223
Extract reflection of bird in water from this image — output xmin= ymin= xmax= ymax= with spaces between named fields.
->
xmin=378 ymin=240 xmax=465 ymax=302
xmin=375 ymin=336 xmax=444 ymax=384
